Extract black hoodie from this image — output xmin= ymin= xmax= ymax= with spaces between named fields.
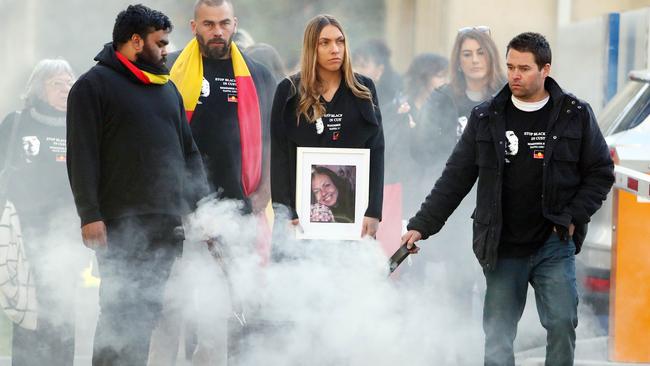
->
xmin=66 ymin=43 xmax=207 ymax=226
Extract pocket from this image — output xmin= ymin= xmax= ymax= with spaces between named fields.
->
xmin=472 ymin=218 xmax=489 ymax=261
xmin=552 ymin=126 xmax=581 ymax=163
xmin=475 ymin=131 xmax=497 ymax=168
xmin=546 ymin=232 xmax=577 ymax=258
xmin=550 ymin=126 xmax=582 ymax=197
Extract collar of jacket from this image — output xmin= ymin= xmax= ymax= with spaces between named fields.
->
xmin=94 ymin=42 xmax=170 ymax=85
xmin=479 ymin=76 xmax=568 ymax=169
xmin=490 ymin=76 xmax=566 ymax=129
xmin=284 ymin=73 xmax=380 ymax=127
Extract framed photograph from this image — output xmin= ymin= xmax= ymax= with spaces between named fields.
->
xmin=295 ymin=147 xmax=370 ymax=240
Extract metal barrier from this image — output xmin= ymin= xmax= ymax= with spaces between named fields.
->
xmin=612 ymin=165 xmax=650 ymax=199
xmin=609 ymin=165 xmax=650 ymax=362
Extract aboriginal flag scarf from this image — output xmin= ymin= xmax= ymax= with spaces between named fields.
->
xmin=170 ymin=39 xmax=262 ymax=197
xmin=114 ymin=51 xmax=170 ymax=85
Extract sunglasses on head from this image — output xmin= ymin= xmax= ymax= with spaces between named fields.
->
xmin=458 ymin=26 xmax=491 ymax=35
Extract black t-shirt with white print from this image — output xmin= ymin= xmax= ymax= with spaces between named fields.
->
xmin=189 ymin=57 xmax=245 ymax=201
xmin=499 ymin=95 xmax=554 ymax=257
xmin=0 ymin=104 xmax=73 ymax=226
xmin=314 ymin=83 xmax=364 ymax=146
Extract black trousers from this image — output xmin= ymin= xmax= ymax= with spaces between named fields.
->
xmin=92 ymin=214 xmax=182 ymax=366
xmin=12 ymin=307 xmax=75 ymax=366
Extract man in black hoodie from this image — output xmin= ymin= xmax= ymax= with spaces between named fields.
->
xmin=66 ymin=5 xmax=206 ymax=366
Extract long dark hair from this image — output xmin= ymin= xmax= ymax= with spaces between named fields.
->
xmin=403 ymin=53 xmax=448 ymax=102
xmin=311 ymin=166 xmax=355 ymax=223
xmin=448 ymin=29 xmax=505 ymax=98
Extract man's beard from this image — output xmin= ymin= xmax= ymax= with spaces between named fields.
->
xmin=136 ymin=46 xmax=166 ymax=68
xmin=196 ymin=33 xmax=232 ymax=60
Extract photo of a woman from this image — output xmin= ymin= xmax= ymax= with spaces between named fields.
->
xmin=310 ymin=165 xmax=355 ymax=223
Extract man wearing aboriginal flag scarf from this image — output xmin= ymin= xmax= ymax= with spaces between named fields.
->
xmin=169 ymin=0 xmax=275 ymax=217
xmin=145 ymin=1 xmax=276 ymax=365
xmin=66 ymin=5 xmax=207 ymax=366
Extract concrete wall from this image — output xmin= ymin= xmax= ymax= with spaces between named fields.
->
xmin=0 ymin=0 xmax=39 ymax=114
xmin=571 ymin=0 xmax=650 ymax=22
xmin=386 ymin=0 xmax=650 ymax=72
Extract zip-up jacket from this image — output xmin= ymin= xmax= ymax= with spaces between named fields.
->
xmin=407 ymin=77 xmax=614 ymax=270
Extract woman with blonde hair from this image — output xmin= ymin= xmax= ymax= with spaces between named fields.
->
xmin=270 ymin=14 xmax=384 ymax=239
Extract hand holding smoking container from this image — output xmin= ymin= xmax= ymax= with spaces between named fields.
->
xmin=389 ymin=243 xmax=416 ymax=274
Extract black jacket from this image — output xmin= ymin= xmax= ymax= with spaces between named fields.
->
xmin=407 ymin=77 xmax=615 ymax=270
xmin=376 ymin=68 xmax=402 ymax=110
xmin=270 ymin=73 xmax=385 ymax=220
xmin=66 ymin=43 xmax=207 ymax=226
xmin=0 ymin=104 xmax=73 ymax=226
xmin=410 ymin=84 xmax=488 ymax=167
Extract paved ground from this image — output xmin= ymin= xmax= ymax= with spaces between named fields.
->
xmin=2 ymin=337 xmax=649 ymax=365
xmin=515 ymin=336 xmax=650 ymax=366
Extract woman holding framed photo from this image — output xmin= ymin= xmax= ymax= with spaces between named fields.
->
xmin=270 ymin=14 xmax=384 ymax=239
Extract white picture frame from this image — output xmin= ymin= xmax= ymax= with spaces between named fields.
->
xmin=295 ymin=147 xmax=370 ymax=241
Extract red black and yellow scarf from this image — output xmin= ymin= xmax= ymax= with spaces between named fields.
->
xmin=170 ymin=39 xmax=262 ymax=197
xmin=115 ymin=51 xmax=170 ymax=85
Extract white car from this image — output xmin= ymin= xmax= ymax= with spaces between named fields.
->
xmin=578 ymin=69 xmax=650 ymax=321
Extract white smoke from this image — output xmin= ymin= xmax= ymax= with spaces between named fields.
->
xmin=167 ymin=198 xmax=485 ymax=366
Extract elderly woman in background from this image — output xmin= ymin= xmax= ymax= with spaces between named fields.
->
xmin=0 ymin=59 xmax=83 ymax=366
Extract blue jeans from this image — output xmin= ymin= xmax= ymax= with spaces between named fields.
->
xmin=483 ymin=233 xmax=578 ymax=366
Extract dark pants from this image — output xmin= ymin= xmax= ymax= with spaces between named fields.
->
xmin=12 ymin=221 xmax=76 ymax=366
xmin=92 ymin=214 xmax=182 ymax=366
xmin=12 ymin=314 xmax=75 ymax=366
xmin=483 ymin=233 xmax=578 ymax=366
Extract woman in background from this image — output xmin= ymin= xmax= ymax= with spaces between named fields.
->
xmin=0 ymin=59 xmax=83 ymax=366
xmin=400 ymin=53 xmax=449 ymax=121
xmin=405 ymin=28 xmax=505 ymax=209
xmin=404 ymin=29 xmax=507 ymax=359
xmin=245 ymin=43 xmax=287 ymax=83
xmin=414 ymin=27 xmax=506 ymax=164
